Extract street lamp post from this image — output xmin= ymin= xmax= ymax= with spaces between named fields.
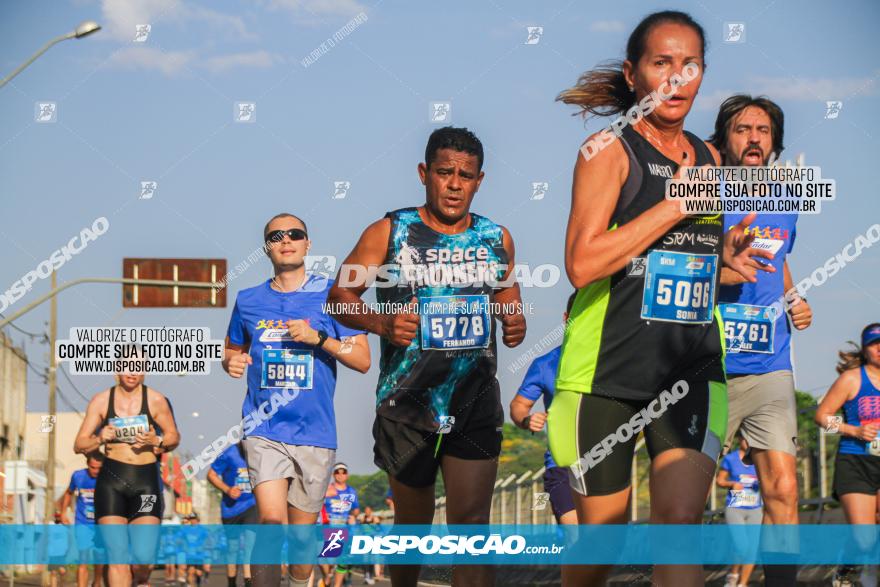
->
xmin=0 ymin=21 xmax=101 ymax=89
xmin=40 ymin=272 xmax=58 ymax=587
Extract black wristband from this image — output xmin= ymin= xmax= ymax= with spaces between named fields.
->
xmin=520 ymin=415 xmax=531 ymax=430
xmin=315 ymin=330 xmax=329 ymax=349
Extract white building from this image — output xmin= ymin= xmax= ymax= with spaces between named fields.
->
xmin=0 ymin=332 xmax=32 ymax=523
xmin=190 ymin=478 xmax=221 ymax=523
xmin=25 ymin=411 xmax=88 ymax=516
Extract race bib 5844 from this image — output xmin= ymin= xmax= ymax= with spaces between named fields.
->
xmin=261 ymin=349 xmax=313 ymax=389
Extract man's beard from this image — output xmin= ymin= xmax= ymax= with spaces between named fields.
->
xmin=728 ymin=144 xmax=770 ymax=166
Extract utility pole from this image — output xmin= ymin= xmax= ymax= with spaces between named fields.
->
xmin=41 ymin=271 xmax=57 ymax=586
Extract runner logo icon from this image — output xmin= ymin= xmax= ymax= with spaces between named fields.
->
xmin=321 ymin=528 xmax=348 ymax=558
xmin=138 ymin=495 xmax=157 ymax=513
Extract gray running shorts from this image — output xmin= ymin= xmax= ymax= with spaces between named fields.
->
xmin=243 ymin=436 xmax=335 ymax=513
xmin=724 ymin=370 xmax=798 ymax=456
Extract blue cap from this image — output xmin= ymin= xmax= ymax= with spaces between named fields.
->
xmin=862 ymin=324 xmax=880 ymax=347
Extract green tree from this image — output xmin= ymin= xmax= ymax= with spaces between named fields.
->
xmin=497 ymin=422 xmax=548 ymax=479
xmin=796 ymin=389 xmax=819 ymax=454
xmin=348 ymin=470 xmax=391 ymax=511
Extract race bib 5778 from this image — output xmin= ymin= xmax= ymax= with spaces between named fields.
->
xmin=419 ymin=294 xmax=491 ymax=350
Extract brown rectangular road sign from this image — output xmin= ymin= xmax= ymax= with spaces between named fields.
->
xmin=123 ymin=258 xmax=227 ymax=308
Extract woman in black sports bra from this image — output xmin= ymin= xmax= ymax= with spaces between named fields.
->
xmin=74 ymin=370 xmax=179 ymax=587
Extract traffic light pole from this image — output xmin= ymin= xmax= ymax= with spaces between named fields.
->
xmin=0 ymin=277 xmax=224 ymax=330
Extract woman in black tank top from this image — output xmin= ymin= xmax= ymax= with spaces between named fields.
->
xmin=550 ymin=11 xmax=777 ymax=587
xmin=73 ymin=372 xmax=180 ymax=587
xmin=100 ymin=384 xmax=160 ymax=442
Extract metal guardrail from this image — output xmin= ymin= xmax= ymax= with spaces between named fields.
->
xmin=432 ymin=466 xmax=559 ymax=526
xmin=430 ymin=471 xmax=840 ymax=527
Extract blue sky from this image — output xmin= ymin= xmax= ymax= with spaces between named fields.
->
xmin=1 ymin=0 xmax=879 ymax=474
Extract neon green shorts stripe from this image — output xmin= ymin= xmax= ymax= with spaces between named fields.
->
xmin=555 ymin=277 xmax=611 ymax=394
xmin=708 ymin=380 xmax=728 ymax=449
xmin=547 ymin=389 xmax=581 ymax=468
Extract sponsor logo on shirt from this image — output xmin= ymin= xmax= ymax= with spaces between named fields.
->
xmin=750 ymin=238 xmax=785 ymax=255
xmin=648 ymin=163 xmax=674 ymax=178
xmin=696 ymin=233 xmax=720 ymax=247
xmin=663 ymin=232 xmax=695 ymax=247
xmin=742 ymin=225 xmax=791 ymax=241
xmin=256 ymin=318 xmax=312 ymax=342
xmin=395 ymin=245 xmax=503 ymax=288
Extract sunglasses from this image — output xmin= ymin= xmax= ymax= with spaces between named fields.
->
xmin=265 ymin=228 xmax=308 ymax=244
xmin=334 ymin=469 xmax=348 ymax=474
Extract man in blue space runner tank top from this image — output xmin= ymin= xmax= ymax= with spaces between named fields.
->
xmin=328 ymin=126 xmax=527 ymax=587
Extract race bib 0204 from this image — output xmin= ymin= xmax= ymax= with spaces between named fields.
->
xmin=261 ymin=349 xmax=313 ymax=389
xmin=419 ymin=294 xmax=491 ymax=350
xmin=720 ymin=303 xmax=777 ymax=354
xmin=641 ymin=250 xmax=717 ymax=324
xmin=108 ymin=414 xmax=149 ymax=444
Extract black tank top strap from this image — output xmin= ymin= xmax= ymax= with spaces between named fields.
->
xmin=683 ymin=130 xmax=714 ymax=165
xmin=141 ymin=383 xmax=159 ymax=430
xmin=613 ymin=132 xmax=644 ymax=224
xmin=103 ymin=386 xmax=117 ymax=425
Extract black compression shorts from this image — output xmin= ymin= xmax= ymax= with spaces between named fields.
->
xmin=95 ymin=458 xmax=164 ymax=520
xmin=548 ymin=379 xmax=727 ymax=496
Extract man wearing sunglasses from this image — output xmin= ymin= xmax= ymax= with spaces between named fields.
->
xmin=328 ymin=127 xmax=527 ymax=587
xmin=222 ymin=213 xmax=371 ymax=587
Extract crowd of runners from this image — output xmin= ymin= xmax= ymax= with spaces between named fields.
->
xmin=40 ymin=9 xmax=879 ymax=587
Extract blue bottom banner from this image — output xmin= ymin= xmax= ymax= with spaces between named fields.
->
xmin=2 ymin=524 xmax=878 ymax=565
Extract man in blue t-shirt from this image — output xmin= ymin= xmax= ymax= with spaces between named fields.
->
xmin=59 ymin=452 xmax=104 ymax=587
xmin=182 ymin=513 xmax=212 ymax=586
xmin=716 ymin=436 xmax=763 ymax=587
xmin=509 ymin=293 xmax=577 ymax=525
xmin=223 ymin=213 xmax=371 ymax=587
xmin=208 ymin=442 xmax=258 ymax=587
xmin=711 ymin=95 xmax=814 ymax=587
xmin=320 ymin=463 xmax=360 ymax=587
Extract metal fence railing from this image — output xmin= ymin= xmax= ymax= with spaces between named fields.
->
xmin=430 ymin=417 xmax=844 ymax=527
